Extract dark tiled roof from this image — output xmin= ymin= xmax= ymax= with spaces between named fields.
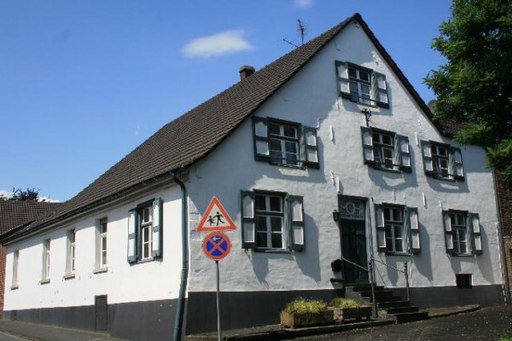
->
xmin=2 ymin=13 xmax=448 ymax=242
xmin=0 ymin=201 xmax=61 ymax=234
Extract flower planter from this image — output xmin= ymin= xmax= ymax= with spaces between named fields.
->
xmin=331 ymin=305 xmax=372 ymax=322
xmin=280 ymin=309 xmax=334 ymax=328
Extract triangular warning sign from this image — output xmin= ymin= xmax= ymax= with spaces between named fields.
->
xmin=197 ymin=196 xmax=237 ymax=232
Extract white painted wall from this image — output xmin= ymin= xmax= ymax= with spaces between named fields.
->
xmin=4 ymin=185 xmax=183 ymax=311
xmin=186 ymin=21 xmax=502 ymax=293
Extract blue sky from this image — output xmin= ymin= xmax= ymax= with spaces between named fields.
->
xmin=0 ymin=0 xmax=452 ymax=202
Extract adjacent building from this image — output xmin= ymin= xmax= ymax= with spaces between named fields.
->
xmin=0 ymin=13 xmax=507 ymax=340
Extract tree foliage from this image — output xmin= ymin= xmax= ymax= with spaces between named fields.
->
xmin=9 ymin=187 xmax=40 ymax=201
xmin=425 ymin=0 xmax=512 ymax=183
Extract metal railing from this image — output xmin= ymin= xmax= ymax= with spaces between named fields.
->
xmin=341 ymin=256 xmax=411 ymax=319
xmin=371 ymin=258 xmax=410 ymax=301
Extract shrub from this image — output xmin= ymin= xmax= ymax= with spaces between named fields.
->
xmin=283 ymin=297 xmax=328 ymax=314
xmin=329 ymin=297 xmax=360 ymax=309
xmin=498 ymin=337 xmax=512 ymax=341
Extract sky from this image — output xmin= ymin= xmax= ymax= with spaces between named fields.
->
xmin=0 ymin=0 xmax=452 ymax=202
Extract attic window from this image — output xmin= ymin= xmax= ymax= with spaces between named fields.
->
xmin=335 ymin=61 xmax=389 ymax=108
xmin=252 ymin=117 xmax=319 ymax=168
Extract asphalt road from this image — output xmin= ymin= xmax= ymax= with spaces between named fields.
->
xmin=296 ymin=305 xmax=512 ymax=341
xmin=0 ymin=331 xmax=30 ymax=341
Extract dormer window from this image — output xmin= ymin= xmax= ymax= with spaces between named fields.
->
xmin=336 ymin=61 xmax=389 ymax=108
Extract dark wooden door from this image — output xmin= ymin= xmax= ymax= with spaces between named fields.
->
xmin=341 ymin=219 xmax=369 ymax=284
xmin=95 ymin=295 xmax=108 ymax=331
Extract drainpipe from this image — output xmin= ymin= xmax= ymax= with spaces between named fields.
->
xmin=172 ymin=170 xmax=189 ymax=340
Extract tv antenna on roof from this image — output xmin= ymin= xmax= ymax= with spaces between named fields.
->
xmin=282 ymin=19 xmax=307 ymax=48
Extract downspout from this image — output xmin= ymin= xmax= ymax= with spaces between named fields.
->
xmin=172 ymin=170 xmax=189 ymax=340
xmin=493 ymin=170 xmax=511 ymax=304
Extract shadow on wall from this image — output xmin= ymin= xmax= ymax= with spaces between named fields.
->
xmin=250 ymin=213 xmax=322 ymax=284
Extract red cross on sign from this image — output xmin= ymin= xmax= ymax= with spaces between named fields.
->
xmin=202 ymin=232 xmax=231 ymax=261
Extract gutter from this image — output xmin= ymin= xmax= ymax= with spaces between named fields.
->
xmin=172 ymin=169 xmax=189 ymax=341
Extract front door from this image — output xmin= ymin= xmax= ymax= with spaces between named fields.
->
xmin=339 ymin=198 xmax=368 ymax=284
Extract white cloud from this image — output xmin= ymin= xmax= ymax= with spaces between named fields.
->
xmin=294 ymin=0 xmax=313 ymax=8
xmin=182 ymin=30 xmax=253 ymax=58
xmin=0 ymin=190 xmax=11 ymax=199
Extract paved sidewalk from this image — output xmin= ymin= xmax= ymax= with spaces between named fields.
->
xmin=0 ymin=320 xmax=127 ymax=341
xmin=185 ymin=305 xmax=481 ymax=341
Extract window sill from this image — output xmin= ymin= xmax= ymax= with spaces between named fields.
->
xmin=450 ymin=253 xmax=474 ymax=257
xmin=63 ymin=273 xmax=75 ymax=280
xmin=40 ymin=279 xmax=50 ymax=285
xmin=93 ymin=267 xmax=108 ymax=274
xmin=10 ymin=285 xmax=19 ymax=290
xmin=340 ymin=94 xmax=389 ymax=109
xmin=426 ymin=173 xmax=464 ymax=183
xmin=384 ymin=252 xmax=411 ymax=256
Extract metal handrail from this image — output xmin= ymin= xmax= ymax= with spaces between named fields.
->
xmin=340 ymin=256 xmax=377 ymax=319
xmin=370 ymin=257 xmax=410 ymax=301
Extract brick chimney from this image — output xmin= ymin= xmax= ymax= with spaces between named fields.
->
xmin=239 ymin=65 xmax=255 ymax=80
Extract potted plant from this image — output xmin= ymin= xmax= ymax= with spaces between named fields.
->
xmin=280 ymin=297 xmax=334 ymax=328
xmin=328 ymin=298 xmax=372 ymax=322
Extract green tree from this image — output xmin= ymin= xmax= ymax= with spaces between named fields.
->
xmin=425 ymin=0 xmax=512 ymax=183
xmin=9 ymin=187 xmax=40 ymax=201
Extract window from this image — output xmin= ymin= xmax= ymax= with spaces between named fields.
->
xmin=443 ymin=210 xmax=482 ymax=256
xmin=241 ymin=191 xmax=305 ymax=251
xmin=96 ymin=218 xmax=108 ymax=271
xmin=336 ymin=61 xmax=389 ymax=108
xmin=456 ymin=274 xmax=472 ymax=288
xmin=252 ymin=117 xmax=319 ymax=168
xmin=375 ymin=204 xmax=420 ymax=255
xmin=42 ymin=239 xmax=51 ymax=283
xmin=361 ymin=127 xmax=411 ymax=172
xmin=421 ymin=140 xmax=464 ymax=181
xmin=127 ymin=198 xmax=163 ymax=264
xmin=65 ymin=229 xmax=76 ymax=276
xmin=12 ymin=250 xmax=19 ymax=289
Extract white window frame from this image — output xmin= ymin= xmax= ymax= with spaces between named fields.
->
xmin=348 ymin=65 xmax=372 ymax=105
xmin=384 ymin=206 xmax=405 ymax=253
xmin=42 ymin=239 xmax=51 ymax=283
xmin=95 ymin=218 xmax=108 ymax=272
xmin=65 ymin=229 xmax=76 ymax=277
xmin=451 ymin=212 xmax=468 ymax=255
xmin=443 ymin=210 xmax=482 ymax=256
xmin=141 ymin=205 xmax=153 ymax=260
xmin=372 ymin=131 xmax=395 ymax=170
xmin=268 ymin=121 xmax=300 ymax=166
xmin=12 ymin=250 xmax=19 ymax=289
xmin=254 ymin=193 xmax=285 ymax=250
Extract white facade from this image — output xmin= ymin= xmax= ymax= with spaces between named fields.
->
xmin=4 ymin=185 xmax=183 ymax=311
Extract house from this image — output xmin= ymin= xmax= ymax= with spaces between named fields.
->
xmin=0 ymin=13 xmax=507 ymax=341
xmin=0 ymin=201 xmax=60 ymax=316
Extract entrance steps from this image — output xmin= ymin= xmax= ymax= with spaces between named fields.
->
xmin=346 ymin=283 xmax=429 ymax=324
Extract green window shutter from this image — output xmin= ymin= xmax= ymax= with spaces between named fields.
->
xmin=394 ymin=134 xmax=411 ymax=172
xmin=375 ymin=204 xmax=386 ymax=252
xmin=372 ymin=72 xmax=389 ymax=108
xmin=302 ymin=126 xmax=319 ymax=168
xmin=241 ymin=191 xmax=256 ymax=249
xmin=407 ymin=207 xmax=420 ymax=254
xmin=469 ymin=213 xmax=482 ymax=255
xmin=443 ymin=211 xmax=455 ymax=254
xmin=361 ymin=127 xmax=375 ymax=165
xmin=449 ymin=147 xmax=464 ymax=181
xmin=335 ymin=61 xmax=350 ymax=98
xmin=127 ymin=209 xmax=138 ymax=264
xmin=287 ymin=195 xmax=305 ymax=251
xmin=252 ymin=117 xmax=270 ymax=161
xmin=421 ymin=140 xmax=435 ymax=176
xmin=151 ymin=198 xmax=163 ymax=259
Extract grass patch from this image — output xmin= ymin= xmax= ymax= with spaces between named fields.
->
xmin=283 ymin=297 xmax=327 ymax=314
xmin=329 ymin=297 xmax=361 ymax=308
xmin=498 ymin=337 xmax=512 ymax=341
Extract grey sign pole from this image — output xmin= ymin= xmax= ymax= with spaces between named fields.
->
xmin=216 ymin=260 xmax=221 ymax=341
